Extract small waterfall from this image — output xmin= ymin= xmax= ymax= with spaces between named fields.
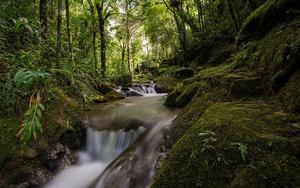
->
xmin=119 ymin=83 xmax=157 ymax=97
xmin=131 ymin=84 xmax=157 ymax=95
xmin=86 ymin=128 xmax=143 ymax=162
xmin=45 ymin=128 xmax=143 ymax=188
xmin=44 ymin=91 xmax=176 ymax=188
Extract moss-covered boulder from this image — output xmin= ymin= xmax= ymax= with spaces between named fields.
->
xmin=104 ymin=90 xmax=125 ymax=100
xmin=153 ymin=102 xmax=300 ymax=188
xmin=175 ymin=81 xmax=209 ymax=108
xmin=95 ymin=82 xmax=114 ymax=95
xmin=279 ymin=70 xmax=300 ymax=113
xmin=208 ymin=44 xmax=236 ymax=65
xmin=165 ymin=81 xmax=210 ymax=108
xmin=195 ymin=15 xmax=300 ymax=96
xmin=154 ymin=76 xmax=180 ymax=93
xmin=164 ymin=85 xmax=184 ymax=107
xmin=165 ymin=89 xmax=228 ymax=149
xmin=238 ymin=0 xmax=300 ymax=43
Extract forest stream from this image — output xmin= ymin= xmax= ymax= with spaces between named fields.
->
xmin=44 ymin=85 xmax=177 ymax=188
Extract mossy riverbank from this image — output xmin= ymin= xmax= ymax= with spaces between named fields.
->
xmin=152 ymin=1 xmax=300 ymax=187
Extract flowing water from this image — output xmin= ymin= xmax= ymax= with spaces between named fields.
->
xmin=44 ymin=84 xmax=177 ymax=188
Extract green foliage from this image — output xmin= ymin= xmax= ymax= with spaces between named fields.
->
xmin=14 ymin=68 xmax=51 ymax=91
xmin=17 ymin=100 xmax=45 ymax=143
xmin=230 ymin=143 xmax=248 ymax=162
xmin=198 ymin=130 xmax=217 ymax=153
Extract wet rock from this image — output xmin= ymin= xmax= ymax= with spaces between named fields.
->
xmin=121 ymin=87 xmax=143 ymax=97
xmin=96 ymin=82 xmax=114 ymax=95
xmin=60 ymin=121 xmax=86 ymax=149
xmin=27 ymin=168 xmax=52 ymax=187
xmin=39 ymin=143 xmax=76 ymax=172
xmin=24 ymin=148 xmax=38 ymax=159
xmin=48 ymin=143 xmax=65 ymax=160
xmin=105 ymin=90 xmax=126 ymax=100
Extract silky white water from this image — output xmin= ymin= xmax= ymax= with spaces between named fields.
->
xmin=44 ymin=85 xmax=176 ymax=188
xmin=44 ymin=127 xmax=143 ymax=188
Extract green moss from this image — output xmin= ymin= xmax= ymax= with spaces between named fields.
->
xmin=0 ymin=117 xmax=26 ymax=167
xmin=165 ymin=87 xmax=228 ymax=149
xmin=164 ymin=84 xmax=184 ymax=107
xmin=175 ymin=81 xmax=209 ymax=108
xmin=154 ymin=76 xmax=181 ymax=93
xmin=238 ymin=0 xmax=300 ymax=43
xmin=175 ymin=82 xmax=198 ymax=108
xmin=173 ymin=68 xmax=194 ymax=78
xmin=104 ymin=90 xmax=125 ymax=100
xmin=208 ymin=44 xmax=236 ymax=65
xmin=89 ymin=94 xmax=108 ymax=103
xmin=279 ymin=70 xmax=300 ymax=112
xmin=153 ymin=102 xmax=300 ymax=188
xmin=195 ymin=16 xmax=300 ymax=97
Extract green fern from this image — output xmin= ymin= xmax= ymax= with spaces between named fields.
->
xmin=17 ymin=101 xmax=44 ymax=143
xmin=14 ymin=68 xmax=50 ymax=143
xmin=14 ymin=68 xmax=50 ymax=91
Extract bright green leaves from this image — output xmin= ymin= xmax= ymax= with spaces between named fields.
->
xmin=14 ymin=68 xmax=50 ymax=143
xmin=17 ymin=100 xmax=45 ymax=143
xmin=14 ymin=68 xmax=51 ymax=92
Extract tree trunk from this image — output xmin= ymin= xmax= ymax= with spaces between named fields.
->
xmin=195 ymin=0 xmax=204 ymax=31
xmin=96 ymin=2 xmax=106 ymax=78
xmin=226 ymin=0 xmax=240 ymax=32
xmin=39 ymin=0 xmax=48 ymax=39
xmin=65 ymin=0 xmax=74 ymax=63
xmin=56 ymin=0 xmax=63 ymax=65
xmin=125 ymin=0 xmax=131 ymax=76
xmin=173 ymin=12 xmax=187 ymax=52
xmin=87 ymin=0 xmax=98 ymax=78
xmin=121 ymin=42 xmax=126 ymax=70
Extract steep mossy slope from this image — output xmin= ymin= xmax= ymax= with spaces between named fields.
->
xmin=153 ymin=1 xmax=300 ymax=187
xmin=154 ymin=102 xmax=300 ymax=188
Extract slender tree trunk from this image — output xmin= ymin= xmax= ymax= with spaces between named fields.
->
xmin=125 ymin=0 xmax=131 ymax=76
xmin=121 ymin=42 xmax=126 ymax=70
xmin=39 ymin=0 xmax=50 ymax=64
xmin=195 ymin=0 xmax=204 ymax=31
xmin=65 ymin=0 xmax=74 ymax=63
xmin=56 ymin=0 xmax=63 ymax=65
xmin=87 ymin=0 xmax=98 ymax=78
xmin=173 ymin=12 xmax=187 ymax=51
xmin=96 ymin=2 xmax=106 ymax=78
xmin=39 ymin=0 xmax=48 ymax=39
xmin=226 ymin=0 xmax=240 ymax=32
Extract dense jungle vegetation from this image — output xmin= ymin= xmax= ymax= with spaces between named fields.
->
xmin=0 ymin=0 xmax=300 ymax=187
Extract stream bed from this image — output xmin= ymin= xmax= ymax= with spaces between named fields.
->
xmin=44 ymin=85 xmax=177 ymax=188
